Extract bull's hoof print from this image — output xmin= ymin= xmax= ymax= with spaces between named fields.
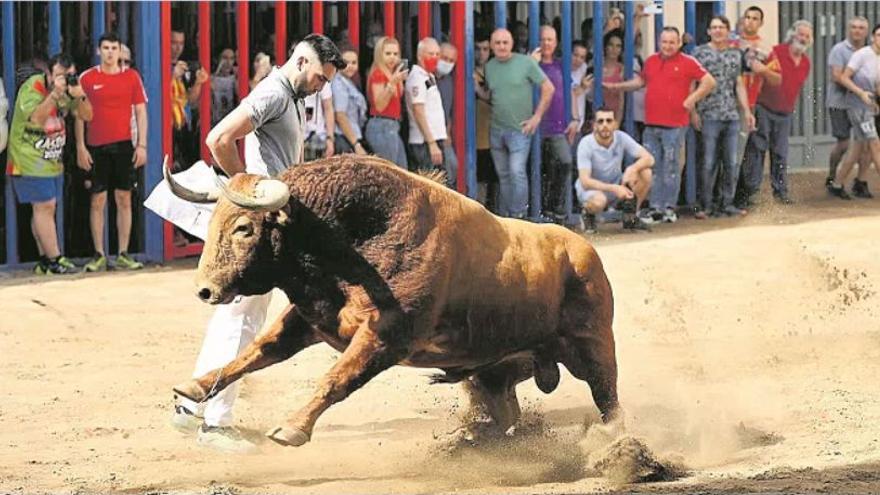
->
xmin=266 ymin=426 xmax=310 ymax=447
xmin=172 ymin=380 xmax=208 ymax=403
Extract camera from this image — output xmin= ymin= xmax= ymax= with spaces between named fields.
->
xmin=399 ymin=58 xmax=409 ymax=71
xmin=66 ymin=73 xmax=79 ymax=86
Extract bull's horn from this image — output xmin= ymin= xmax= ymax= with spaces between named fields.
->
xmin=214 ymin=175 xmax=290 ymax=211
xmin=163 ymin=156 xmax=222 ymax=203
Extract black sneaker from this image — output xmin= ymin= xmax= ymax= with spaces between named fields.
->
xmin=825 ymin=176 xmax=835 ymax=192
xmin=852 ymin=180 xmax=874 ymax=199
xmin=582 ymin=212 xmax=598 ymax=234
xmin=773 ymin=193 xmax=794 ymax=205
xmin=828 ymin=184 xmax=852 ymax=200
xmin=622 ymin=217 xmax=651 ymax=232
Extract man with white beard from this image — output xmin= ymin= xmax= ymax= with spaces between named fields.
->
xmin=738 ymin=20 xmax=813 ymax=205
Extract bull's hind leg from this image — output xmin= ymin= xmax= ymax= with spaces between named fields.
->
xmin=266 ymin=313 xmax=405 ymax=447
xmin=173 ymin=304 xmax=319 ymax=403
xmin=461 ymin=360 xmax=532 ymax=438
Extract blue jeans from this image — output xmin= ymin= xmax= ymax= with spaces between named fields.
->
xmin=740 ymin=105 xmax=792 ymax=198
xmin=490 ymin=127 xmax=532 ymax=217
xmin=643 ymin=125 xmax=687 ymax=210
xmin=365 ymin=118 xmax=408 ymax=169
xmin=700 ymin=119 xmax=740 ymax=210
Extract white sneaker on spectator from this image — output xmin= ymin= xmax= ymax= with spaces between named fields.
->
xmin=637 ymin=209 xmax=660 ymax=225
xmin=663 ymin=207 xmax=678 ymax=223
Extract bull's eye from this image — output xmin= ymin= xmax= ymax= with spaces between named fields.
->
xmin=232 ymin=218 xmax=254 ymax=238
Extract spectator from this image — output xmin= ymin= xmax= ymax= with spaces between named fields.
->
xmin=734 ymin=6 xmax=775 ymax=110
xmin=170 ymin=34 xmax=345 ymax=453
xmin=537 ymin=26 xmax=580 ymax=224
xmin=404 ymin=38 xmax=448 ymax=178
xmin=250 ymin=52 xmax=271 ymax=90
xmin=7 ymin=53 xmax=92 ymax=274
xmin=692 ymin=15 xmax=755 ymax=219
xmin=478 ymin=28 xmax=554 ymax=219
xmin=571 ymin=40 xmax=590 ymax=132
xmin=605 ymin=8 xmax=624 ymax=34
xmin=212 ymin=48 xmax=238 ymax=126
xmin=606 ymin=27 xmax=716 ymax=223
xmin=437 ymin=42 xmax=459 ymax=188
xmin=739 ymin=20 xmax=813 ymax=205
xmin=302 ymin=80 xmax=335 ymax=161
xmin=76 ymin=32 xmax=148 ymax=272
xmin=829 ymin=23 xmax=880 ymax=200
xmin=583 ymin=29 xmax=626 ymax=122
xmin=576 ymin=107 xmax=654 ymax=233
xmin=364 ymin=36 xmax=409 ymax=168
xmin=512 ymin=21 xmax=530 ymax=55
xmin=332 ymin=48 xmax=369 ymax=155
xmin=170 ymin=28 xmax=209 ymax=170
xmin=0 ymin=76 xmax=8 ymax=154
xmin=474 ymin=32 xmax=498 ymax=211
xmin=630 ymin=31 xmax=647 ymax=142
xmin=825 ymin=17 xmax=871 ymax=196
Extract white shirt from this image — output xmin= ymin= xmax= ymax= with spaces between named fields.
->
xmin=303 ymin=82 xmax=333 ymax=137
xmin=571 ymin=64 xmax=588 ymax=128
xmin=405 ymin=64 xmax=447 ymax=144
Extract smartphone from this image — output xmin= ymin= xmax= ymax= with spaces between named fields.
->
xmin=399 ymin=58 xmax=409 ymax=71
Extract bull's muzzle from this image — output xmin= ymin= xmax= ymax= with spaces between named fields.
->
xmin=195 ymin=283 xmax=237 ymax=305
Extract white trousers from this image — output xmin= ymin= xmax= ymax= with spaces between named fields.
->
xmin=179 ymin=292 xmax=272 ymax=427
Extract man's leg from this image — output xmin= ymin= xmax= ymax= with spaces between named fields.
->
xmin=490 ymin=128 xmax=512 ymax=217
xmin=115 ymin=189 xmax=133 ymax=253
xmin=632 ymin=168 xmax=653 ymax=207
xmin=768 ymin=112 xmax=793 ymax=200
xmin=740 ymin=107 xmax=770 ymax=202
xmin=660 ymin=127 xmax=686 ymax=213
xmin=443 ymin=140 xmax=458 ymax=189
xmin=547 ymin=135 xmax=573 ymax=220
xmin=720 ymin=119 xmax=743 ymax=211
xmin=31 ymin=198 xmax=61 ymax=259
xmin=828 ymin=108 xmax=851 ymax=185
xmin=505 ymin=131 xmax=533 ymax=218
xmin=643 ymin=127 xmax=665 ymax=212
xmin=699 ymin=120 xmax=722 ymax=213
xmin=89 ymin=192 xmax=107 ymax=256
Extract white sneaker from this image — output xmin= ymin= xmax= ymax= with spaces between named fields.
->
xmin=663 ymin=207 xmax=678 ymax=223
xmin=170 ymin=404 xmax=202 ymax=435
xmin=197 ymin=425 xmax=259 ymax=454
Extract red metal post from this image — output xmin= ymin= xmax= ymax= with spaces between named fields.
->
xmin=348 ymin=1 xmax=360 ymax=49
xmin=451 ymin=1 xmax=466 ymax=193
xmin=418 ymin=1 xmax=431 ymax=40
xmin=384 ymin=1 xmax=395 ymax=38
xmin=198 ymin=1 xmax=211 ymax=162
xmin=237 ymin=1 xmax=250 ymax=100
xmin=275 ymin=0 xmax=287 ymax=64
xmin=313 ymin=0 xmax=324 ymax=34
xmin=161 ymin=0 xmax=174 ymax=260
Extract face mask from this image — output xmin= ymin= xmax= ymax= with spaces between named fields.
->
xmin=423 ymin=56 xmax=439 ymax=73
xmin=436 ymin=60 xmax=455 ymax=76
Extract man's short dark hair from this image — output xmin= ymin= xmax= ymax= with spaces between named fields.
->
xmin=745 ymin=6 xmax=764 ymax=21
xmin=594 ymin=107 xmax=616 ymax=118
xmin=47 ymin=53 xmax=74 ymax=71
xmin=708 ymin=15 xmax=731 ymax=30
xmin=572 ymin=39 xmax=587 ymax=51
xmin=661 ymin=26 xmax=680 ymax=37
xmin=98 ymin=32 xmax=121 ymax=46
xmin=873 ymin=23 xmax=880 ymax=36
xmin=476 ymin=29 xmax=490 ymax=44
xmin=301 ymin=33 xmax=346 ymax=70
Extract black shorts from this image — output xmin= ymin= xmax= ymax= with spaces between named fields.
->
xmin=88 ymin=140 xmax=137 ymax=193
xmin=829 ymin=107 xmax=852 ymax=141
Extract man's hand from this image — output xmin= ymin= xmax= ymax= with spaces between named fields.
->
xmin=132 ymin=145 xmax=147 ymax=168
xmin=612 ymin=184 xmax=634 ymax=200
xmin=353 ymin=142 xmax=368 ymax=155
xmin=683 ymin=95 xmax=697 ymax=112
xmin=860 ymin=90 xmax=875 ymax=107
xmin=428 ymin=142 xmax=443 ymax=165
xmin=67 ymin=83 xmax=85 ymax=99
xmin=51 ymin=75 xmax=68 ymax=100
xmin=690 ymin=112 xmax=702 ymax=131
xmin=76 ymin=146 xmax=94 ymax=171
xmin=565 ymin=120 xmax=580 ymax=145
xmin=530 ymin=47 xmax=541 ymax=62
xmin=520 ymin=115 xmax=541 ymax=136
xmin=744 ymin=112 xmax=756 ymax=132
xmin=195 ymin=67 xmax=209 ymax=86
xmin=173 ymin=61 xmax=188 ymax=80
xmin=324 ymin=138 xmax=335 ymax=158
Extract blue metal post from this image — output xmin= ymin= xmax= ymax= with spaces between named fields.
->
xmin=592 ymin=2 xmax=605 ymax=109
xmin=91 ymin=1 xmax=109 ymax=255
xmin=49 ymin=1 xmax=64 ymax=255
xmin=465 ymin=0 xmax=477 ymax=198
xmin=684 ymin=0 xmax=697 ymax=208
xmin=713 ymin=1 xmax=725 ymax=15
xmin=494 ymin=0 xmax=506 ymax=29
xmin=3 ymin=2 xmax=17 ymax=265
xmin=119 ymin=1 xmax=130 ymax=44
xmin=623 ymin=0 xmax=635 ymax=136
xmin=561 ymin=0 xmax=574 ymax=225
xmin=433 ymin=2 xmax=442 ymax=41
xmin=140 ymin=2 xmax=164 ymax=263
xmin=654 ymin=1 xmax=663 ymax=52
xmin=528 ymin=0 xmax=541 ymax=220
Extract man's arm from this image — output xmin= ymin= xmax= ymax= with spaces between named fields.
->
xmin=578 ymin=168 xmax=631 ymax=197
xmin=187 ymin=68 xmax=209 ymax=106
xmin=604 ymin=75 xmax=645 ymax=92
xmin=132 ymin=102 xmax=148 ymax=167
xmin=521 ymin=78 xmax=554 ymax=135
xmin=205 ymin=105 xmax=255 ymax=176
xmin=68 ymin=83 xmax=93 ymax=121
xmin=735 ymin=75 xmax=756 ymax=130
xmin=321 ymin=96 xmax=335 ymax=157
xmin=683 ymin=73 xmax=716 ymax=111
xmin=412 ymin=102 xmax=443 ymax=165
xmin=752 ymin=58 xmax=781 ymax=87
xmin=838 ymin=66 xmax=875 ymax=107
xmin=29 ymin=83 xmax=65 ymax=127
xmin=74 ymin=117 xmax=93 ymax=171
xmin=334 ymin=112 xmax=367 ymax=154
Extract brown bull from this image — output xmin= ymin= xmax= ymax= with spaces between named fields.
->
xmin=169 ymin=154 xmax=619 ymax=447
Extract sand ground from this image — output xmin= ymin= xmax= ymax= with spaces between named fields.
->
xmin=1 ymin=172 xmax=879 ymax=494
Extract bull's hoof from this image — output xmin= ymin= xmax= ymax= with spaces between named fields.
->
xmin=266 ymin=425 xmax=310 ymax=447
xmin=172 ymin=379 xmax=210 ymax=403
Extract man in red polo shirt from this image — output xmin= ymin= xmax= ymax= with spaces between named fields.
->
xmin=739 ymin=20 xmax=813 ymax=205
xmin=606 ymin=27 xmax=715 ymax=223
xmin=75 ymin=32 xmax=148 ymax=271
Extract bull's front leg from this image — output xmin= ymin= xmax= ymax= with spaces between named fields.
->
xmin=266 ymin=310 xmax=405 ymax=447
xmin=173 ymin=304 xmax=319 ymax=403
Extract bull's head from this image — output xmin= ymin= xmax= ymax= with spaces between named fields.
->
xmin=162 ymin=157 xmax=291 ymax=305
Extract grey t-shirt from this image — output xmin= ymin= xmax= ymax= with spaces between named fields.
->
xmin=242 ymin=67 xmax=305 ymax=177
xmin=845 ymin=46 xmax=880 ymax=112
xmin=575 ymin=130 xmax=645 ymax=196
xmin=331 ymin=74 xmax=367 ymax=141
xmin=693 ymin=44 xmax=742 ymax=121
xmin=826 ymin=39 xmax=857 ymax=109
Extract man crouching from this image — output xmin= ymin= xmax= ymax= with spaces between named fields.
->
xmin=576 ymin=107 xmax=655 ymax=233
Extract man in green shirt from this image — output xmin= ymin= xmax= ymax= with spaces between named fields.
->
xmin=6 ymin=53 xmax=93 ymax=274
xmin=477 ymin=28 xmax=554 ymax=219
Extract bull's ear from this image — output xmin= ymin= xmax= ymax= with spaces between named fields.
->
xmin=265 ymin=204 xmax=292 ymax=226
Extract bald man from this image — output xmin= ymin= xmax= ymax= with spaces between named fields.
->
xmin=478 ymin=28 xmax=554 ymax=219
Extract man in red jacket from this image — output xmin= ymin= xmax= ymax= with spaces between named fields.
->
xmin=738 ymin=20 xmax=813 ymax=205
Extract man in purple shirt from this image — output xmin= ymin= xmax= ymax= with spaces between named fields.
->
xmin=538 ymin=26 xmax=580 ymax=223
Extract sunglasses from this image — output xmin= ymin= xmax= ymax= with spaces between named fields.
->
xmin=595 ymin=118 xmax=615 ymax=124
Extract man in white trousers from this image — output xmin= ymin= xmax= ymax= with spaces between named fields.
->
xmin=168 ymin=33 xmax=345 ymax=453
